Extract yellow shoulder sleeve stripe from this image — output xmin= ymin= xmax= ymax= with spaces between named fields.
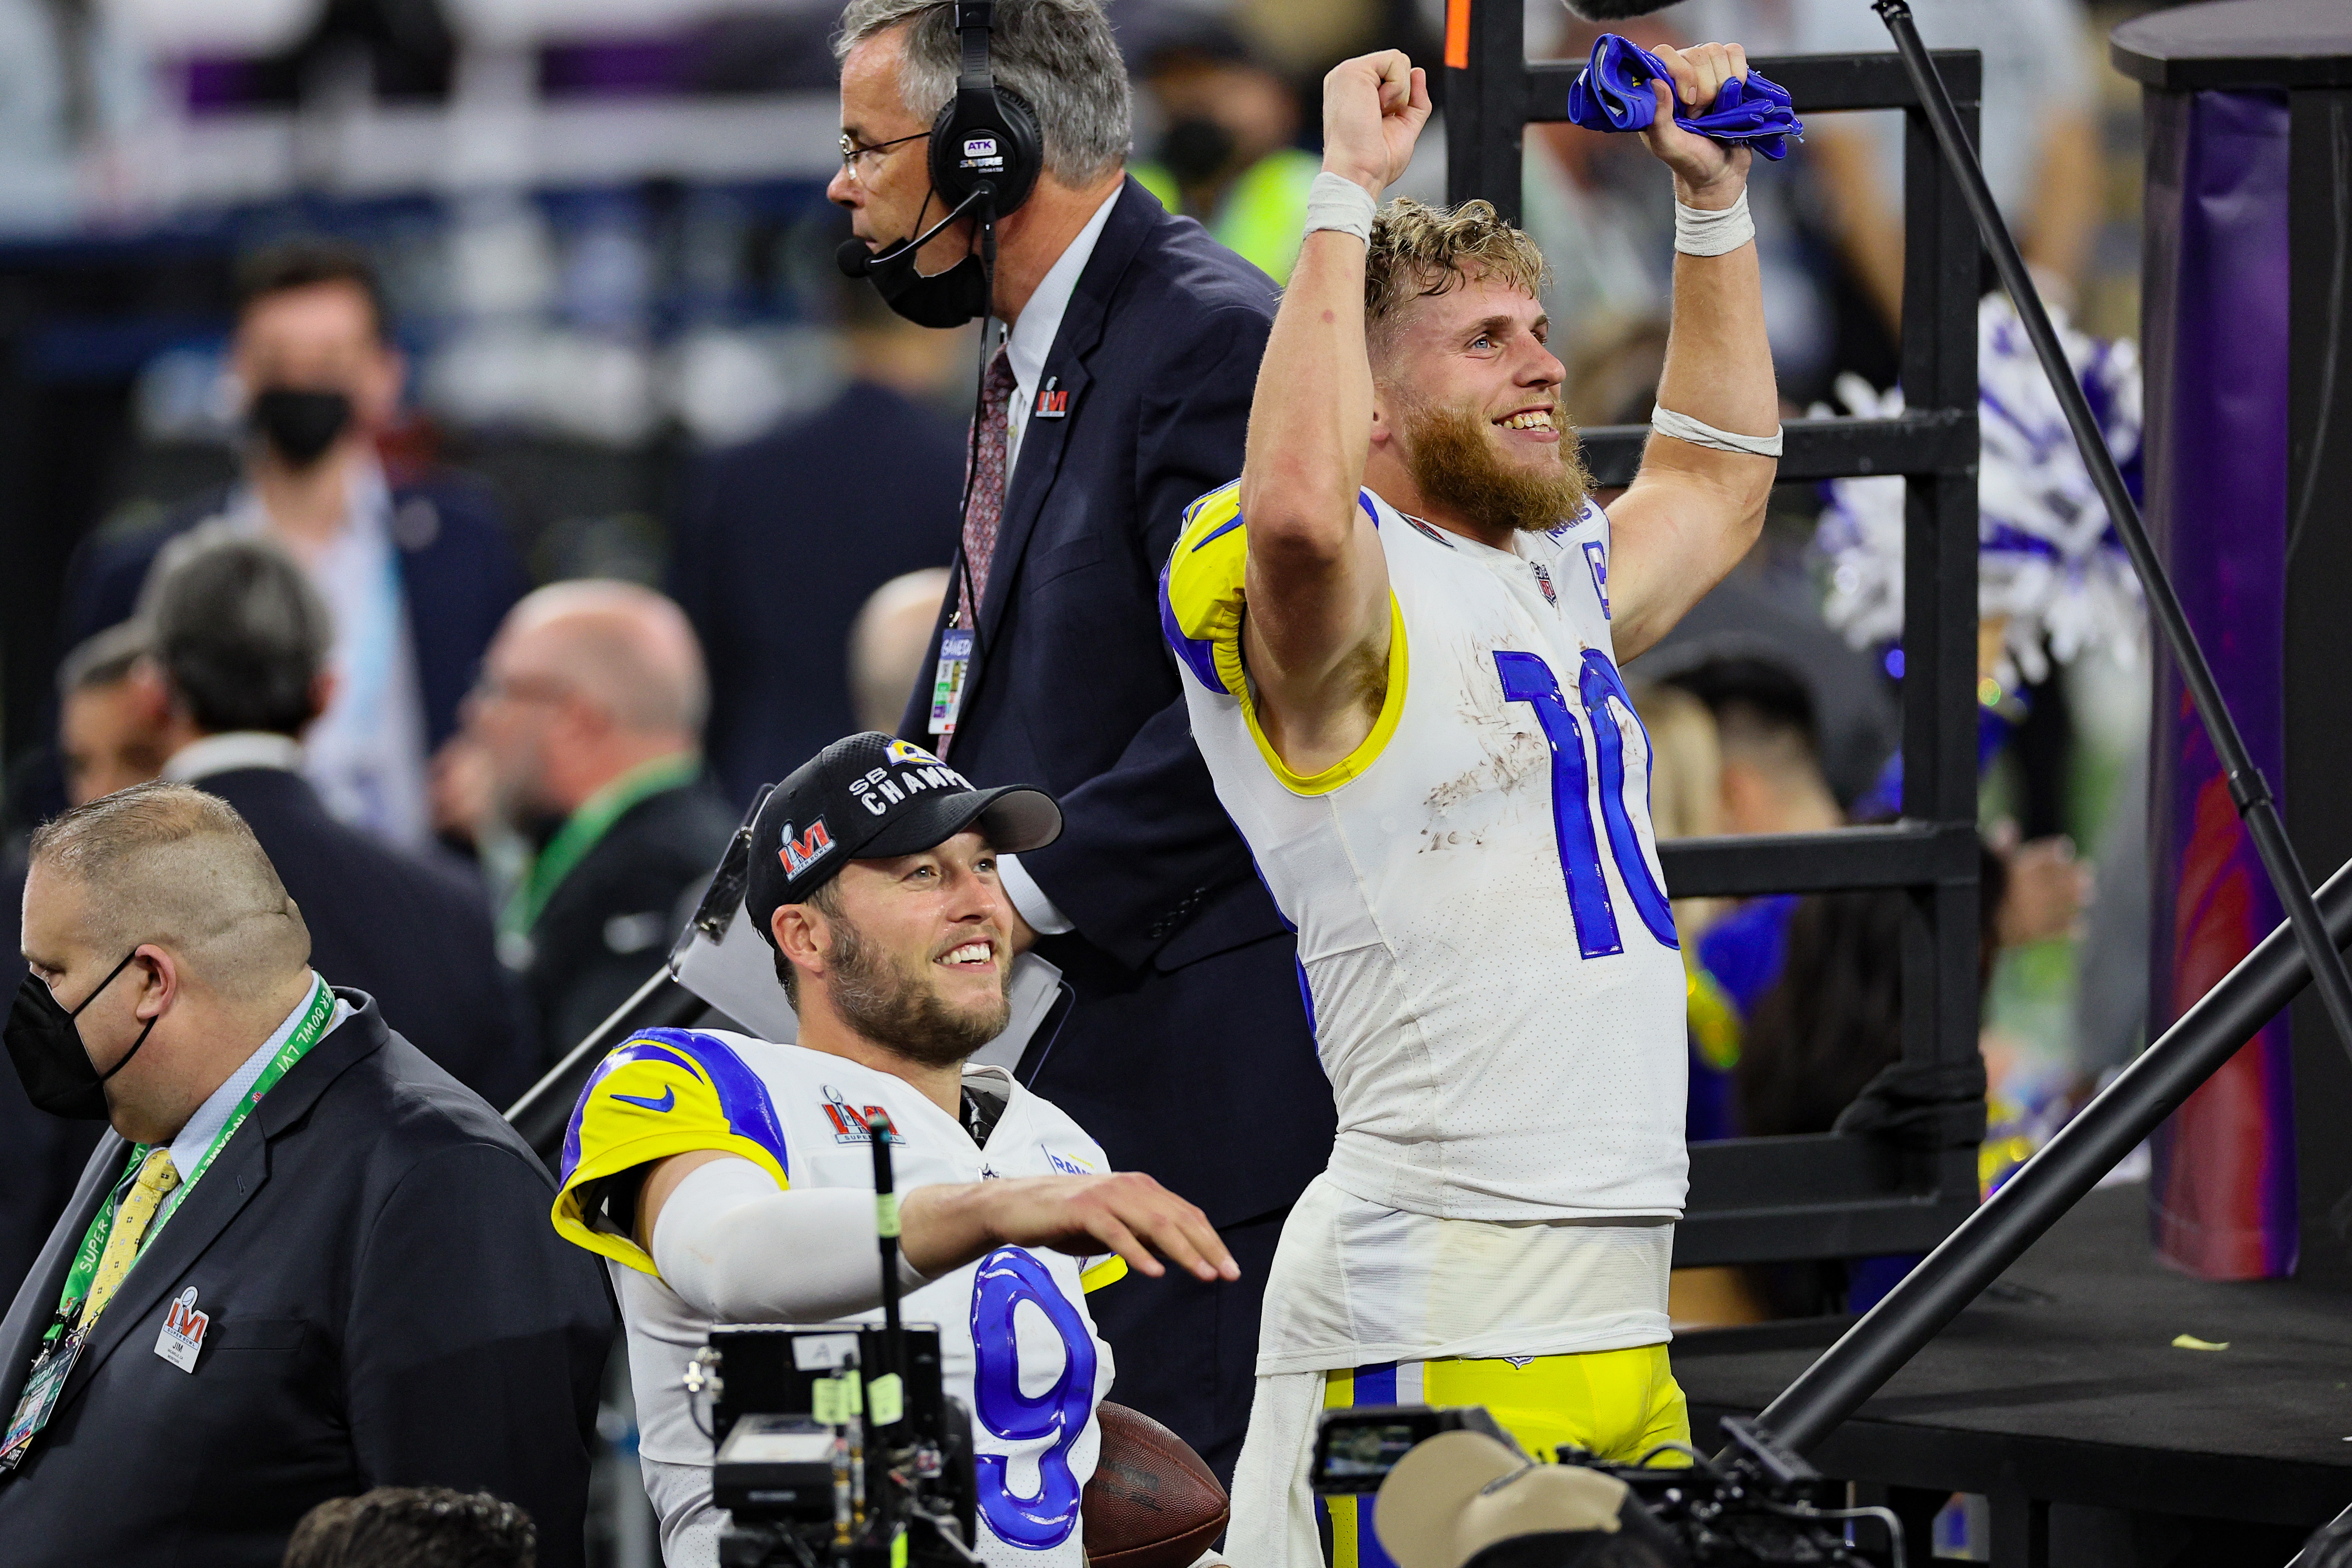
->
xmin=1160 ymin=482 xmax=1408 ymax=797
xmin=1080 ymin=1256 xmax=1130 ymax=1294
xmin=549 ymin=1029 xmax=791 ymax=1278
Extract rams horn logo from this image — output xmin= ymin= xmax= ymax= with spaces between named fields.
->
xmin=886 ymin=740 xmax=942 ymax=768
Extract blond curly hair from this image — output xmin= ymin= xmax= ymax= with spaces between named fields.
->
xmin=1364 ymin=197 xmax=1549 ymax=358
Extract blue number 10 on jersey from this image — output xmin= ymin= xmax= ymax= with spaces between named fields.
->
xmin=1493 ymin=648 xmax=1678 ymax=957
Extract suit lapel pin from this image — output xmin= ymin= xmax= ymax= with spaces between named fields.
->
xmin=1034 ymin=376 xmax=1071 ymax=420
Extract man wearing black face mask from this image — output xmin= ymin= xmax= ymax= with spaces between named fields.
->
xmin=827 ymin=0 xmax=1330 ymax=1486
xmin=1133 ymin=24 xmax=1320 ymax=284
xmin=56 ymin=239 xmax=527 ymax=851
xmin=0 ymin=783 xmax=611 ymax=1567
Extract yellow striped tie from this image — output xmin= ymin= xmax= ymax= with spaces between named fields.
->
xmin=82 ymin=1149 xmax=180 ymax=1331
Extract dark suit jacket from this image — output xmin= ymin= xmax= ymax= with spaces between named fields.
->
xmin=195 ymin=763 xmax=541 ymax=1108
xmin=522 ymin=779 xmax=740 ymax=1067
xmin=896 ymin=179 xmax=1334 ymax=1225
xmin=59 ymin=471 xmax=527 ymax=753
xmin=0 ymin=995 xmax=614 ymax=1568
xmin=673 ymin=378 xmax=965 ymax=804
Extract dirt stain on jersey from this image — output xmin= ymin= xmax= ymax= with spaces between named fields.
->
xmin=1422 ymin=640 xmax=1548 ymax=847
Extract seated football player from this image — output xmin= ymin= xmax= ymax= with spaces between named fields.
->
xmin=551 ymin=733 xmax=1238 ymax=1568
xmin=1161 ymin=45 xmax=1781 ymax=1567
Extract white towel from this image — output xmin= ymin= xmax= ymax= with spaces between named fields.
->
xmin=1226 ymin=1369 xmax=1329 ymax=1567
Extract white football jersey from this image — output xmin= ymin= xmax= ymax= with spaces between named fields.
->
xmin=554 ymin=1029 xmax=1123 ymax=1568
xmin=1162 ymin=483 xmax=1688 ymax=1223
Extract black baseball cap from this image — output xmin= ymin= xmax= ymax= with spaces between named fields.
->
xmin=745 ymin=732 xmax=1062 ymax=946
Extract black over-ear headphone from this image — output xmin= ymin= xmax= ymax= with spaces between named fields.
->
xmin=925 ymin=1 xmax=1043 ymax=220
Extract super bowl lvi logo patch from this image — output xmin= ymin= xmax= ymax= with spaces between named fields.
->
xmin=154 ymin=1288 xmax=209 ymax=1373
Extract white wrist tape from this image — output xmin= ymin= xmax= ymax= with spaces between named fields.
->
xmin=1652 ymin=404 xmax=1783 ymax=457
xmin=1305 ymin=171 xmax=1378 ymax=245
xmin=652 ymin=1156 xmax=930 ymax=1321
xmin=1674 ymin=189 xmax=1754 ymax=256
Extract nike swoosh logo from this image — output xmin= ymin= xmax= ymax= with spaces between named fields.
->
xmin=612 ymin=1087 xmax=676 ymax=1113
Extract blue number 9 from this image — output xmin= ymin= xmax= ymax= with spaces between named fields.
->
xmin=969 ymin=1247 xmax=1095 ymax=1548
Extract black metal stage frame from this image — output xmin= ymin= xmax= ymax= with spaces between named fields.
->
xmin=1447 ymin=3 xmax=1990 ymax=1272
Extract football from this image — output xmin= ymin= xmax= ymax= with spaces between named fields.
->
xmin=1083 ymin=1401 xmax=1230 ymax=1567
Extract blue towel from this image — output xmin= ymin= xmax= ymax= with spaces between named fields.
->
xmin=1563 ymin=34 xmax=1803 ymax=161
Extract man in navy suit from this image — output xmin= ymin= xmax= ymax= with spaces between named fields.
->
xmin=0 ymin=784 xmax=610 ymax=1567
xmin=57 ymin=238 xmax=527 ymax=851
xmin=832 ymin=0 xmax=1333 ymax=1480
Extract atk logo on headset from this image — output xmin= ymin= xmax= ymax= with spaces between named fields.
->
xmin=960 ymin=133 xmax=1005 ymax=174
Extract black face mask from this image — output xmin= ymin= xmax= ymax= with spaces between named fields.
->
xmin=1160 ymin=117 xmax=1238 ymax=187
xmin=859 ymin=238 xmax=993 ymax=329
xmin=249 ymin=387 xmax=353 ymax=470
xmin=5 ymin=953 xmax=159 ymax=1121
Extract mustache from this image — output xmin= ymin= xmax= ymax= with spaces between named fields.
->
xmin=1399 ymin=396 xmax=1594 ymax=534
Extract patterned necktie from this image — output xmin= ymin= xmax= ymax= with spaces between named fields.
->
xmin=958 ymin=348 xmax=1020 ymax=632
xmin=82 ymin=1148 xmax=180 ymax=1332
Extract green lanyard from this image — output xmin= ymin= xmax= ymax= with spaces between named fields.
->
xmin=45 ymin=976 xmax=337 ymax=1345
xmin=499 ymin=753 xmax=701 ymax=941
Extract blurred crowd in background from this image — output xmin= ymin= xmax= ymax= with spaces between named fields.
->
xmin=0 ymin=0 xmax=2173 ymax=1558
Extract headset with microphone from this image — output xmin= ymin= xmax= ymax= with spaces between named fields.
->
xmin=835 ymin=0 xmax=1042 ymax=331
xmin=835 ymin=0 xmax=1052 ymax=708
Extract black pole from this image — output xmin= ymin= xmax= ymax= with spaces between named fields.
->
xmin=504 ymin=968 xmax=709 ymax=1162
xmin=1870 ymin=0 xmax=2352 ymax=1073
xmin=1755 ymin=854 xmax=2352 ymax=1454
xmin=867 ymin=1110 xmax=906 ymax=1432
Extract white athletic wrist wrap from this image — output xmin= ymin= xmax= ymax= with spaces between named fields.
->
xmin=1652 ymin=404 xmax=1783 ymax=457
xmin=1674 ymin=189 xmax=1754 ymax=256
xmin=1305 ymin=171 xmax=1378 ymax=245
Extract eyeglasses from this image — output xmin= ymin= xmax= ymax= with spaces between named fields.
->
xmin=470 ymin=671 xmax=572 ymax=709
xmin=838 ymin=129 xmax=928 ymax=179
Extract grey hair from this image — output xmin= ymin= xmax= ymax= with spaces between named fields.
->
xmin=833 ymin=0 xmax=1131 ymax=186
xmin=142 ymin=530 xmax=333 ymax=739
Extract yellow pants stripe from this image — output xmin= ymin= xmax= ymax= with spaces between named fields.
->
xmin=1317 ymin=1345 xmax=1690 ymax=1568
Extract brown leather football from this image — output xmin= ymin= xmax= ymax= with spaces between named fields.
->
xmin=1083 ymin=1401 xmax=1229 ymax=1567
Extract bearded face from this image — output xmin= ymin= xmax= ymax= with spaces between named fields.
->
xmin=822 ymin=901 xmax=1013 ymax=1070
xmin=1392 ymin=390 xmax=1595 ymax=537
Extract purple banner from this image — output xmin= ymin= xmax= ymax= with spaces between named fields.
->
xmin=2143 ymin=88 xmax=2296 ymax=1279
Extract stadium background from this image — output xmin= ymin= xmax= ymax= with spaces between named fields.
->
xmin=0 ymin=0 xmax=2185 ymax=1561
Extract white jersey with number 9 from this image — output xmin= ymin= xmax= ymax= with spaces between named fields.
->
xmin=553 ymin=1028 xmax=1126 ymax=1566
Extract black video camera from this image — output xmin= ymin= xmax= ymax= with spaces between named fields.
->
xmin=701 ymin=1323 xmax=978 ymax=1568
xmin=693 ymin=1107 xmax=981 ymax=1568
xmin=1310 ymin=1407 xmax=1902 ymax=1567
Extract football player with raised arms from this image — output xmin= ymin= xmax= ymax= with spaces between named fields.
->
xmin=551 ymin=733 xmax=1237 ymax=1567
xmin=1161 ymin=44 xmax=1781 ymax=1563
